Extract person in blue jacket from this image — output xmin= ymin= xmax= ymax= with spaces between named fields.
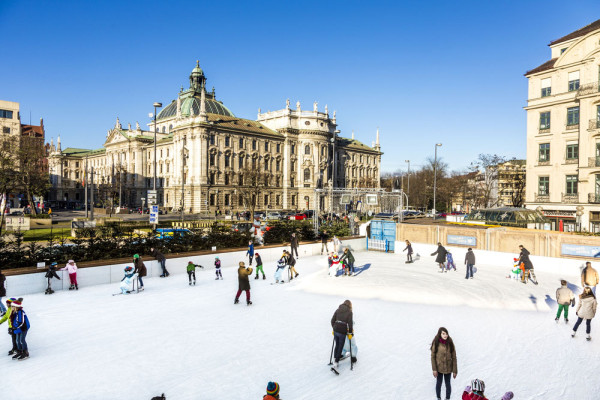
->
xmin=246 ymin=240 xmax=255 ymax=266
xmin=10 ymin=299 xmax=30 ymax=360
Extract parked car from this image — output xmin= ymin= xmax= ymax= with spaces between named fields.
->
xmin=282 ymin=211 xmax=296 ymax=220
xmin=266 ymin=211 xmax=282 ymax=220
xmin=155 ymin=228 xmax=192 ymax=239
xmin=293 ymin=213 xmax=308 ymax=220
xmin=231 ymin=222 xmax=253 ymax=233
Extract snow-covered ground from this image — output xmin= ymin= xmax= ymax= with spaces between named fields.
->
xmin=4 ymin=249 xmax=598 ymax=399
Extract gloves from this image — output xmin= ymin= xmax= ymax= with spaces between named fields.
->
xmin=347 ymin=334 xmax=353 ymax=340
xmin=501 ymin=392 xmax=514 ymax=400
xmin=464 ymin=386 xmax=471 ymax=392
xmin=332 ymin=331 xmax=334 ymax=336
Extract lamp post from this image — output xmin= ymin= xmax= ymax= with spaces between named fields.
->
xmin=433 ymin=143 xmax=442 ymax=216
xmin=405 ymin=159 xmax=410 ymax=209
xmin=181 ymin=139 xmax=188 ymax=222
xmin=329 ymin=130 xmax=340 ymax=218
xmin=152 ymin=102 xmax=162 ymax=192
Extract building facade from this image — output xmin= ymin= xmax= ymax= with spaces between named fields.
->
xmin=525 ymin=19 xmax=600 ymax=232
xmin=497 ymin=159 xmax=526 ymax=207
xmin=48 ymin=62 xmax=382 ymax=213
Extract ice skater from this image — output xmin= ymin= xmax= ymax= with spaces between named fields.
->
xmin=187 ymin=261 xmax=203 ymax=285
xmin=518 ymin=245 xmax=538 ymax=285
xmin=464 ymin=248 xmax=475 ymax=279
xmin=556 ymin=279 xmax=575 ymax=323
xmin=445 ymin=251 xmax=456 ymax=272
xmin=571 ymin=286 xmax=597 ymax=341
xmin=290 ymin=232 xmax=299 ymax=258
xmin=119 ymin=266 xmax=138 ymax=294
xmin=254 ymin=252 xmax=266 ymax=280
xmin=44 ymin=262 xmax=61 ymax=294
xmin=330 ymin=299 xmax=353 ymax=372
xmin=403 ymin=240 xmax=413 ymax=263
xmin=246 ymin=240 xmax=255 ymax=266
xmin=274 ymin=258 xmax=286 ymax=284
xmin=10 ymin=299 xmax=30 ymax=360
xmin=332 ymin=235 xmax=342 ymax=253
xmin=0 ymin=269 xmax=5 ymax=315
xmin=431 ymin=243 xmax=448 ymax=272
xmin=61 ymin=259 xmax=78 ymax=290
xmin=430 ymin=327 xmax=457 ymax=400
xmin=320 ymin=230 xmax=329 ymax=255
xmin=234 ymin=261 xmax=253 ymax=305
xmin=151 ymin=247 xmax=169 ymax=277
xmin=286 ymin=250 xmax=298 ymax=280
xmin=339 ymin=247 xmax=355 ymax=276
xmin=263 ymin=381 xmax=281 ymax=400
xmin=0 ymin=297 xmax=18 ymax=355
xmin=581 ymin=261 xmax=599 ymax=295
xmin=214 ymin=257 xmax=223 ymax=280
xmin=133 ymin=254 xmax=146 ymax=291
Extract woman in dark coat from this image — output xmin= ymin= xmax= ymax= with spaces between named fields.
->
xmin=431 ymin=243 xmax=448 ymax=272
xmin=235 ymin=261 xmax=253 ymax=305
xmin=0 ymin=269 xmax=6 ymax=314
xmin=518 ymin=245 xmax=537 ymax=285
xmin=133 ymin=254 xmax=147 ymax=291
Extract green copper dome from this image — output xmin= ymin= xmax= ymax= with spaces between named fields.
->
xmin=157 ymin=96 xmax=235 ymax=120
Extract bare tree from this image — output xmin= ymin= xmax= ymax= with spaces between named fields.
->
xmin=15 ymin=136 xmax=51 ymax=215
xmin=0 ymin=139 xmax=18 ymax=235
xmin=469 ymin=154 xmax=506 ymax=208
xmin=237 ymin=166 xmax=272 ymax=219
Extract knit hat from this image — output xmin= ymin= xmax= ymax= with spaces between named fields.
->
xmin=266 ymin=381 xmax=280 ymax=396
xmin=255 ymin=252 xmax=259 ymax=257
xmin=11 ymin=300 xmax=22 ymax=308
xmin=6 ymin=297 xmax=16 ymax=305
xmin=125 ymin=266 xmax=133 ymax=272
xmin=133 ymin=254 xmax=140 ymax=259
xmin=239 ymin=261 xmax=245 ymax=267
xmin=501 ymin=392 xmax=514 ymax=400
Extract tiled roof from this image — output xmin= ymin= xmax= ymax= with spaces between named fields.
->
xmin=550 ymin=19 xmax=600 ymax=46
xmin=524 ymin=58 xmax=557 ymax=76
xmin=206 ymin=114 xmax=282 ymax=137
xmin=21 ymin=124 xmax=44 ymax=138
xmin=337 ymin=137 xmax=380 ymax=153
xmin=61 ymin=147 xmax=92 ymax=156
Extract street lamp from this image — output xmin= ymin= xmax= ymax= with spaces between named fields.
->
xmin=433 ymin=143 xmax=442 ymax=216
xmin=405 ymin=159 xmax=410 ymax=209
xmin=152 ymin=102 xmax=162 ymax=192
xmin=329 ymin=130 xmax=340 ymax=218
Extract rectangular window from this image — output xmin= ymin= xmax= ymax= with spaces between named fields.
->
xmin=264 ymin=194 xmax=269 ymax=206
xmin=225 ymin=155 xmax=230 ymax=167
xmin=538 ymin=176 xmax=549 ymax=195
xmin=566 ymin=175 xmax=578 ymax=195
xmin=209 ymin=154 xmax=215 ymax=166
xmin=210 ymin=135 xmax=215 ymax=145
xmin=291 ymin=195 xmax=296 ymax=206
xmin=264 ymin=160 xmax=268 ymax=171
xmin=210 ymin=173 xmax=215 ymax=185
xmin=2 ymin=127 xmax=9 ymax=134
xmin=210 ymin=194 xmax=215 ymax=206
xmin=568 ymin=71 xmax=580 ymax=92
xmin=239 ymin=196 xmax=244 ymax=206
xmin=239 ymin=138 xmax=243 ymax=148
xmin=276 ymin=195 xmax=280 ymax=205
xmin=225 ymin=194 xmax=230 ymax=206
xmin=566 ymin=144 xmax=579 ymax=159
xmin=539 ymin=112 xmax=550 ymax=130
xmin=567 ymin=107 xmax=579 ymax=126
xmin=225 ymin=137 xmax=230 ymax=147
xmin=276 ymin=160 xmax=280 ymax=172
xmin=276 ymin=143 xmax=281 ymax=152
xmin=541 ymin=78 xmax=551 ymax=97
xmin=239 ymin=155 xmax=244 ymax=168
xmin=252 ymin=140 xmax=257 ymax=151
xmin=264 ymin=142 xmax=268 ymax=152
xmin=225 ymin=174 xmax=229 ymax=185
xmin=539 ymin=143 xmax=550 ymax=162
xmin=291 ymin=144 xmax=295 ymax=154
xmin=0 ymin=110 xmax=13 ymax=119
xmin=252 ymin=158 xmax=256 ymax=169
xmin=290 ymin=177 xmax=295 ymax=187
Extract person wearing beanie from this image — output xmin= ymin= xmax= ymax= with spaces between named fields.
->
xmin=263 ymin=381 xmax=280 ymax=400
xmin=234 ymin=261 xmax=253 ymax=305
xmin=246 ymin=240 xmax=255 ymax=266
xmin=61 ymin=260 xmax=78 ymax=290
xmin=186 ymin=261 xmax=203 ymax=285
xmin=214 ymin=257 xmax=223 ymax=280
xmin=571 ymin=286 xmax=597 ymax=340
xmin=254 ymin=253 xmax=266 ymax=280
xmin=44 ymin=262 xmax=61 ymax=295
xmin=556 ymin=279 xmax=575 ymax=323
xmin=133 ymin=254 xmax=147 ymax=291
xmin=462 ymin=379 xmax=487 ymax=400
xmin=10 ymin=299 xmax=30 ymax=360
xmin=0 ymin=297 xmax=18 ymax=355
xmin=431 ymin=327 xmax=458 ymax=400
xmin=331 ymin=300 xmax=353 ymax=371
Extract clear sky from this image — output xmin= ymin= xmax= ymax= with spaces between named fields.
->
xmin=2 ymin=0 xmax=600 ymax=174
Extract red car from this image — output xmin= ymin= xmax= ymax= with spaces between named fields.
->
xmin=293 ymin=213 xmax=308 ymax=220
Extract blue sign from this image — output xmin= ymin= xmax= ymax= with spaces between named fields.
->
xmin=561 ymin=244 xmax=600 ymax=258
xmin=447 ymin=234 xmax=477 ymax=246
xmin=149 ymin=205 xmax=159 ymax=224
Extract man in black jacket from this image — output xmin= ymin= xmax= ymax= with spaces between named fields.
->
xmin=290 ymin=233 xmax=299 ymax=258
xmin=331 ymin=299 xmax=353 ymax=369
xmin=151 ymin=247 xmax=170 ymax=277
xmin=320 ymin=230 xmax=329 ymax=255
xmin=518 ymin=245 xmax=537 ymax=285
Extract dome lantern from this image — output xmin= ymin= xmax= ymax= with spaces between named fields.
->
xmin=189 ymin=60 xmax=206 ymax=93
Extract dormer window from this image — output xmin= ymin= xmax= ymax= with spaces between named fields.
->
xmin=561 ymin=47 xmax=567 ymax=54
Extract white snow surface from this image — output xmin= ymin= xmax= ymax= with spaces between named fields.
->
xmin=4 ymin=250 xmax=599 ymax=400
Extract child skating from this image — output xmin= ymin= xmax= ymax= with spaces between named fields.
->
xmin=215 ymin=257 xmax=223 ymax=280
xmin=44 ymin=262 xmax=61 ymax=294
xmin=61 ymin=260 xmax=79 ymax=290
xmin=556 ymin=279 xmax=575 ymax=323
xmin=254 ymin=252 xmax=266 ymax=280
xmin=187 ymin=261 xmax=203 ymax=285
xmin=246 ymin=240 xmax=255 ymax=266
xmin=446 ymin=251 xmax=456 ymax=271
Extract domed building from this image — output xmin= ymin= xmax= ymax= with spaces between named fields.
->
xmin=48 ymin=62 xmax=383 ymax=214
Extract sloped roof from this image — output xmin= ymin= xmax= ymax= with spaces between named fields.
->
xmin=525 ymin=58 xmax=557 ymax=76
xmin=550 ymin=19 xmax=600 ymax=46
xmin=337 ymin=137 xmax=380 ymax=154
xmin=206 ymin=114 xmax=281 ymax=137
xmin=21 ymin=124 xmax=44 ymax=138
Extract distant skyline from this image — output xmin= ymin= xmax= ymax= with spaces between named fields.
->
xmin=2 ymin=0 xmax=600 ymax=173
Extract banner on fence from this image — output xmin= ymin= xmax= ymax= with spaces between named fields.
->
xmin=447 ymin=234 xmax=477 ymax=246
xmin=561 ymin=244 xmax=600 ymax=258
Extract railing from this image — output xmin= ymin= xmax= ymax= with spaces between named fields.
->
xmin=562 ymin=193 xmax=579 ymax=204
xmin=589 ymin=119 xmax=600 ymax=130
xmin=537 ymin=160 xmax=550 ymax=166
xmin=535 ymin=193 xmax=550 ymax=202
xmin=577 ymin=81 xmax=600 ymax=96
xmin=564 ymin=158 xmax=578 ymax=164
xmin=588 ymin=157 xmax=600 ymax=167
xmin=589 ymin=193 xmax=600 ymax=204
xmin=565 ymin=123 xmax=579 ymax=130
xmin=538 ymin=127 xmax=550 ymax=134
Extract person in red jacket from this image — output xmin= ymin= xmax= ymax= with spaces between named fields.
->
xmin=263 ymin=381 xmax=280 ymax=400
xmin=462 ymin=379 xmax=487 ymax=400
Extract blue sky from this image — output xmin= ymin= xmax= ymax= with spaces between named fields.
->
xmin=2 ymin=0 xmax=600 ymax=173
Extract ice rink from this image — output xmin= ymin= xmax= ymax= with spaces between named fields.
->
xmin=3 ymin=248 xmax=598 ymax=399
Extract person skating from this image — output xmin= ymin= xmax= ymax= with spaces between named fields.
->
xmin=431 ymin=327 xmax=457 ymax=400
xmin=464 ymin=248 xmax=476 ymax=279
xmin=332 ymin=235 xmax=342 ymax=253
xmin=246 ymin=240 xmax=255 ymax=266
xmin=234 ymin=261 xmax=253 ymax=305
xmin=339 ymin=247 xmax=355 ymax=276
xmin=119 ymin=266 xmax=137 ymax=294
xmin=0 ymin=297 xmax=18 ymax=355
xmin=0 ymin=269 xmax=6 ymax=315
xmin=214 ymin=257 xmax=223 ymax=280
xmin=186 ymin=261 xmax=202 ymax=285
xmin=274 ymin=258 xmax=286 ymax=284
xmin=581 ymin=261 xmax=599 ymax=296
xmin=518 ymin=245 xmax=537 ymax=285
xmin=263 ymin=381 xmax=281 ymax=400
xmin=254 ymin=252 xmax=266 ymax=280
xmin=286 ymin=250 xmax=298 ymax=280
xmin=462 ymin=379 xmax=487 ymax=400
xmin=61 ymin=259 xmax=78 ymax=290
xmin=330 ymin=299 xmax=353 ymax=372
xmin=403 ymin=240 xmax=413 ymax=263
xmin=571 ymin=286 xmax=597 ymax=340
xmin=290 ymin=232 xmax=299 ymax=258
xmin=431 ymin=243 xmax=448 ymax=272
xmin=446 ymin=251 xmax=456 ymax=272
xmin=133 ymin=254 xmax=146 ymax=291
xmin=10 ymin=299 xmax=30 ymax=360
xmin=44 ymin=262 xmax=61 ymax=294
xmin=556 ymin=279 xmax=575 ymax=323
xmin=320 ymin=230 xmax=329 ymax=255
xmin=151 ymin=247 xmax=169 ymax=277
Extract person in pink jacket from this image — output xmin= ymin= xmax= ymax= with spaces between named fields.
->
xmin=61 ymin=260 xmax=78 ymax=290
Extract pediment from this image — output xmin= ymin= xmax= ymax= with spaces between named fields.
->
xmin=104 ymin=129 xmax=127 ymax=146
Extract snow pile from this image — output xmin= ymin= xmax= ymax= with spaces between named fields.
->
xmin=3 ymin=249 xmax=598 ymax=399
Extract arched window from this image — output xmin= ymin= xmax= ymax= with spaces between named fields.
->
xmin=169 ymin=124 xmax=173 ymax=132
xmin=162 ymin=126 xmax=166 ymax=133
xmin=305 ymin=145 xmax=310 ymax=155
xmin=304 ymin=168 xmax=311 ymax=181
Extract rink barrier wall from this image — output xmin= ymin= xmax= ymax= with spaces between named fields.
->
xmin=5 ymin=237 xmax=366 ymax=297
xmin=398 ymin=241 xmax=586 ymax=277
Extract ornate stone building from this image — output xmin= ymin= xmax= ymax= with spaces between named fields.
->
xmin=48 ymin=62 xmax=383 ymax=213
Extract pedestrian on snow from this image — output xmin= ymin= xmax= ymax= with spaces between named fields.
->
xmin=151 ymin=247 xmax=169 ymax=277
xmin=133 ymin=254 xmax=146 ymax=291
xmin=556 ymin=279 xmax=575 ymax=323
xmin=254 ymin=253 xmax=266 ymax=280
xmin=214 ymin=257 xmax=223 ymax=280
xmin=44 ymin=262 xmax=61 ymax=295
xmin=274 ymin=258 xmax=286 ymax=284
xmin=263 ymin=381 xmax=281 ymax=400
xmin=403 ymin=240 xmax=413 ymax=263
xmin=462 ymin=379 xmax=487 ymax=400
xmin=431 ymin=327 xmax=457 ymax=400
xmin=320 ymin=230 xmax=330 ymax=255
xmin=246 ymin=240 xmax=255 ymax=266
xmin=340 ymin=247 xmax=355 ymax=276
xmin=581 ymin=261 xmax=599 ymax=295
xmin=234 ymin=261 xmax=253 ymax=305
xmin=332 ymin=235 xmax=342 ymax=253
xmin=0 ymin=297 xmax=18 ymax=355
xmin=571 ymin=286 xmax=597 ymax=340
xmin=518 ymin=245 xmax=538 ymax=285
xmin=0 ymin=269 xmax=6 ymax=315
xmin=464 ymin=248 xmax=476 ymax=279
xmin=10 ymin=299 xmax=30 ymax=360
xmin=286 ymin=251 xmax=299 ymax=280
xmin=186 ymin=261 xmax=201 ymax=285
xmin=61 ymin=260 xmax=78 ymax=290
xmin=431 ymin=243 xmax=448 ymax=272
xmin=331 ymin=299 xmax=353 ymax=370
xmin=290 ymin=232 xmax=299 ymax=258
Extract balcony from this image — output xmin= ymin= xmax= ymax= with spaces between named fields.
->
xmin=589 ymin=119 xmax=600 ymax=130
xmin=589 ymin=193 xmax=600 ymax=204
xmin=538 ymin=127 xmax=550 ymax=134
xmin=565 ymin=123 xmax=579 ymax=131
xmin=537 ymin=160 xmax=550 ymax=166
xmin=535 ymin=193 xmax=550 ymax=202
xmin=588 ymin=157 xmax=600 ymax=167
xmin=564 ymin=158 xmax=578 ymax=165
xmin=562 ymin=193 xmax=579 ymax=204
xmin=577 ymin=81 xmax=600 ymax=97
